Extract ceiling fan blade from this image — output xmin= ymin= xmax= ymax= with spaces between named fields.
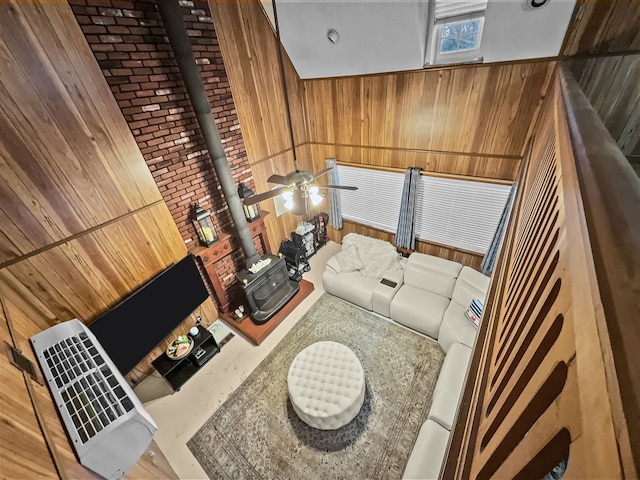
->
xmin=267 ymin=174 xmax=290 ymax=185
xmin=313 ymin=184 xmax=358 ymax=191
xmin=311 ymin=167 xmax=333 ymax=180
xmin=243 ymin=186 xmax=290 ymax=205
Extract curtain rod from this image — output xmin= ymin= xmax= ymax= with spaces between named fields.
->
xmin=335 ymin=161 xmax=514 ymax=186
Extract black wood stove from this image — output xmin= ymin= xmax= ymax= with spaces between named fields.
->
xmin=236 ymin=254 xmax=299 ymax=325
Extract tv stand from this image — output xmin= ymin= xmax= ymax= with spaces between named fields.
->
xmin=152 ymin=325 xmax=219 ymax=391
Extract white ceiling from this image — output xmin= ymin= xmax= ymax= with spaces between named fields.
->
xmin=262 ymin=0 xmax=576 ymax=79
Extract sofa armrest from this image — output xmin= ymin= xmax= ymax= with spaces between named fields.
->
xmin=322 ymin=260 xmax=339 ymax=295
xmin=372 ymin=270 xmax=404 ymax=317
xmin=325 ymin=255 xmax=341 ymax=274
xmin=403 ymin=419 xmax=450 ymax=480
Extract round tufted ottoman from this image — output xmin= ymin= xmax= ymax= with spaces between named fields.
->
xmin=287 ymin=341 xmax=365 ymax=430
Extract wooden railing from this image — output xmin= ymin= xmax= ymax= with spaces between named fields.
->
xmin=442 ymin=66 xmax=640 ymax=478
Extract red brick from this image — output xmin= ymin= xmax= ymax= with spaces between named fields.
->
xmin=114 ymin=43 xmax=136 ymax=51
xmin=105 ymin=51 xmax=131 ymax=60
xmin=115 ymin=17 xmax=138 ymax=26
xmin=82 ymin=24 xmax=107 ymax=34
xmin=128 ymin=26 xmax=150 ymax=35
xmin=130 ymin=52 xmax=151 ymax=59
xmin=92 ymin=43 xmax=115 ymax=52
xmin=98 ymin=7 xmax=123 ymax=16
xmin=110 ymin=68 xmax=132 ymax=75
xmin=112 ymin=0 xmax=134 ymax=7
xmin=71 ymin=5 xmax=98 ymax=15
xmin=121 ymin=8 xmax=143 ymax=17
xmin=121 ymin=59 xmax=143 ymax=68
xmin=107 ymin=25 xmax=131 ymax=34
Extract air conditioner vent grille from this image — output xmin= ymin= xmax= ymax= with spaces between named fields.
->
xmin=42 ymin=332 xmax=133 ymax=444
xmin=31 ymin=319 xmax=156 ymax=478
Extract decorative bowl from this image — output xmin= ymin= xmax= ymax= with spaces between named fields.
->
xmin=166 ymin=335 xmax=194 ymax=360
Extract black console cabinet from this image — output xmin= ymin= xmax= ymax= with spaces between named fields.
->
xmin=152 ymin=325 xmax=219 ymax=391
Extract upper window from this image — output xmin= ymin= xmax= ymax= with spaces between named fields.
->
xmin=428 ymin=0 xmax=487 ymax=65
xmin=439 ymin=18 xmax=483 ymax=55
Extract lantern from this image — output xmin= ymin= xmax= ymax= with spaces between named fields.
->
xmin=238 ymin=182 xmax=260 ymax=222
xmin=190 ymin=203 xmax=218 ymax=246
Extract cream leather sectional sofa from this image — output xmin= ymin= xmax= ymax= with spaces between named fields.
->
xmin=323 ymin=245 xmax=490 ymax=479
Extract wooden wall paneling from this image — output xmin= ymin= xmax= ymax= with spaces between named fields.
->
xmin=208 ymin=0 xmax=306 ymax=160
xmin=568 ymin=54 xmax=640 ymax=158
xmin=303 ymin=62 xmax=556 ymax=158
xmin=0 ymin=1 xmax=163 ymax=263
xmin=562 ymin=0 xmax=640 ymax=56
xmin=208 ymin=0 xmax=311 ymax=250
xmin=0 ymin=204 xmax=186 ymax=333
xmin=309 ymin=143 xmax=521 ymax=182
xmin=0 ymin=298 xmax=58 ymax=479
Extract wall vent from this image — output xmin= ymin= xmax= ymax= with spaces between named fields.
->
xmin=31 ymin=319 xmax=156 ymax=479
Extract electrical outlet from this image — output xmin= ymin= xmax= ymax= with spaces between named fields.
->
xmin=195 ymin=316 xmax=202 ymax=324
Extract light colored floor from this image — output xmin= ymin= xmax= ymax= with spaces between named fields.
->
xmin=136 ymin=241 xmax=341 ymax=479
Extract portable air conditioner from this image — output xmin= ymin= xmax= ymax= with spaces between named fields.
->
xmin=31 ymin=319 xmax=157 ymax=480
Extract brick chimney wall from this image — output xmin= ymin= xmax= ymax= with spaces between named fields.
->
xmin=69 ymin=0 xmax=255 ymax=241
xmin=69 ymin=0 xmax=262 ymax=304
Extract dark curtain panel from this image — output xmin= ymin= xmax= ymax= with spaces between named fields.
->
xmin=326 ymin=158 xmax=343 ymax=229
xmin=481 ymin=184 xmax=516 ymax=274
xmin=394 ymin=167 xmax=421 ymax=250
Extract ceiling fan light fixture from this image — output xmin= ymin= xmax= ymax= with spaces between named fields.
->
xmin=309 ymin=186 xmax=323 ymax=206
xmin=281 ymin=190 xmax=294 ymax=210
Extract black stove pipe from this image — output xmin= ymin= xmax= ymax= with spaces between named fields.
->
xmin=158 ymin=0 xmax=260 ymax=268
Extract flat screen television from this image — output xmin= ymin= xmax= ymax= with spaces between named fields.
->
xmin=90 ymin=254 xmax=209 ymax=375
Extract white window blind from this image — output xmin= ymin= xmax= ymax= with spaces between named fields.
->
xmin=415 ymin=176 xmax=511 ymax=254
xmin=434 ymin=0 xmax=488 ymax=20
xmin=337 ymin=165 xmax=405 ymax=233
xmin=337 ymin=165 xmax=511 ymax=254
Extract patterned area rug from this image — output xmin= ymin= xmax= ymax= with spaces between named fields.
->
xmin=188 ymin=294 xmax=444 ymax=480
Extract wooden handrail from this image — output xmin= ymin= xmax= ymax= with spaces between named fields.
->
xmin=558 ymin=64 xmax=640 ymax=477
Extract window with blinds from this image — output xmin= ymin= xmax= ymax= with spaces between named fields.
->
xmin=337 ymin=165 xmax=405 ymax=233
xmin=336 ymin=165 xmax=512 ymax=254
xmin=429 ymin=0 xmax=488 ymax=65
xmin=414 ymin=176 xmax=511 ymax=254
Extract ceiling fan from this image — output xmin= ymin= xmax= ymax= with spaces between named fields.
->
xmin=242 ymin=167 xmax=357 ymax=215
xmin=241 ymin=0 xmax=358 ymax=216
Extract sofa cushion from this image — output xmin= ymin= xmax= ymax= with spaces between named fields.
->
xmin=450 ymin=266 xmax=490 ymax=309
xmin=403 ymin=419 xmax=450 ymax=480
xmin=323 ymin=271 xmax=380 ymax=311
xmin=390 ymin=285 xmax=450 ymax=339
xmin=438 ymin=302 xmax=478 ymax=353
xmin=332 ymin=245 xmax=364 ymax=273
xmin=428 ymin=342 xmax=472 ymax=430
xmin=404 ymin=253 xmax=463 ymax=299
